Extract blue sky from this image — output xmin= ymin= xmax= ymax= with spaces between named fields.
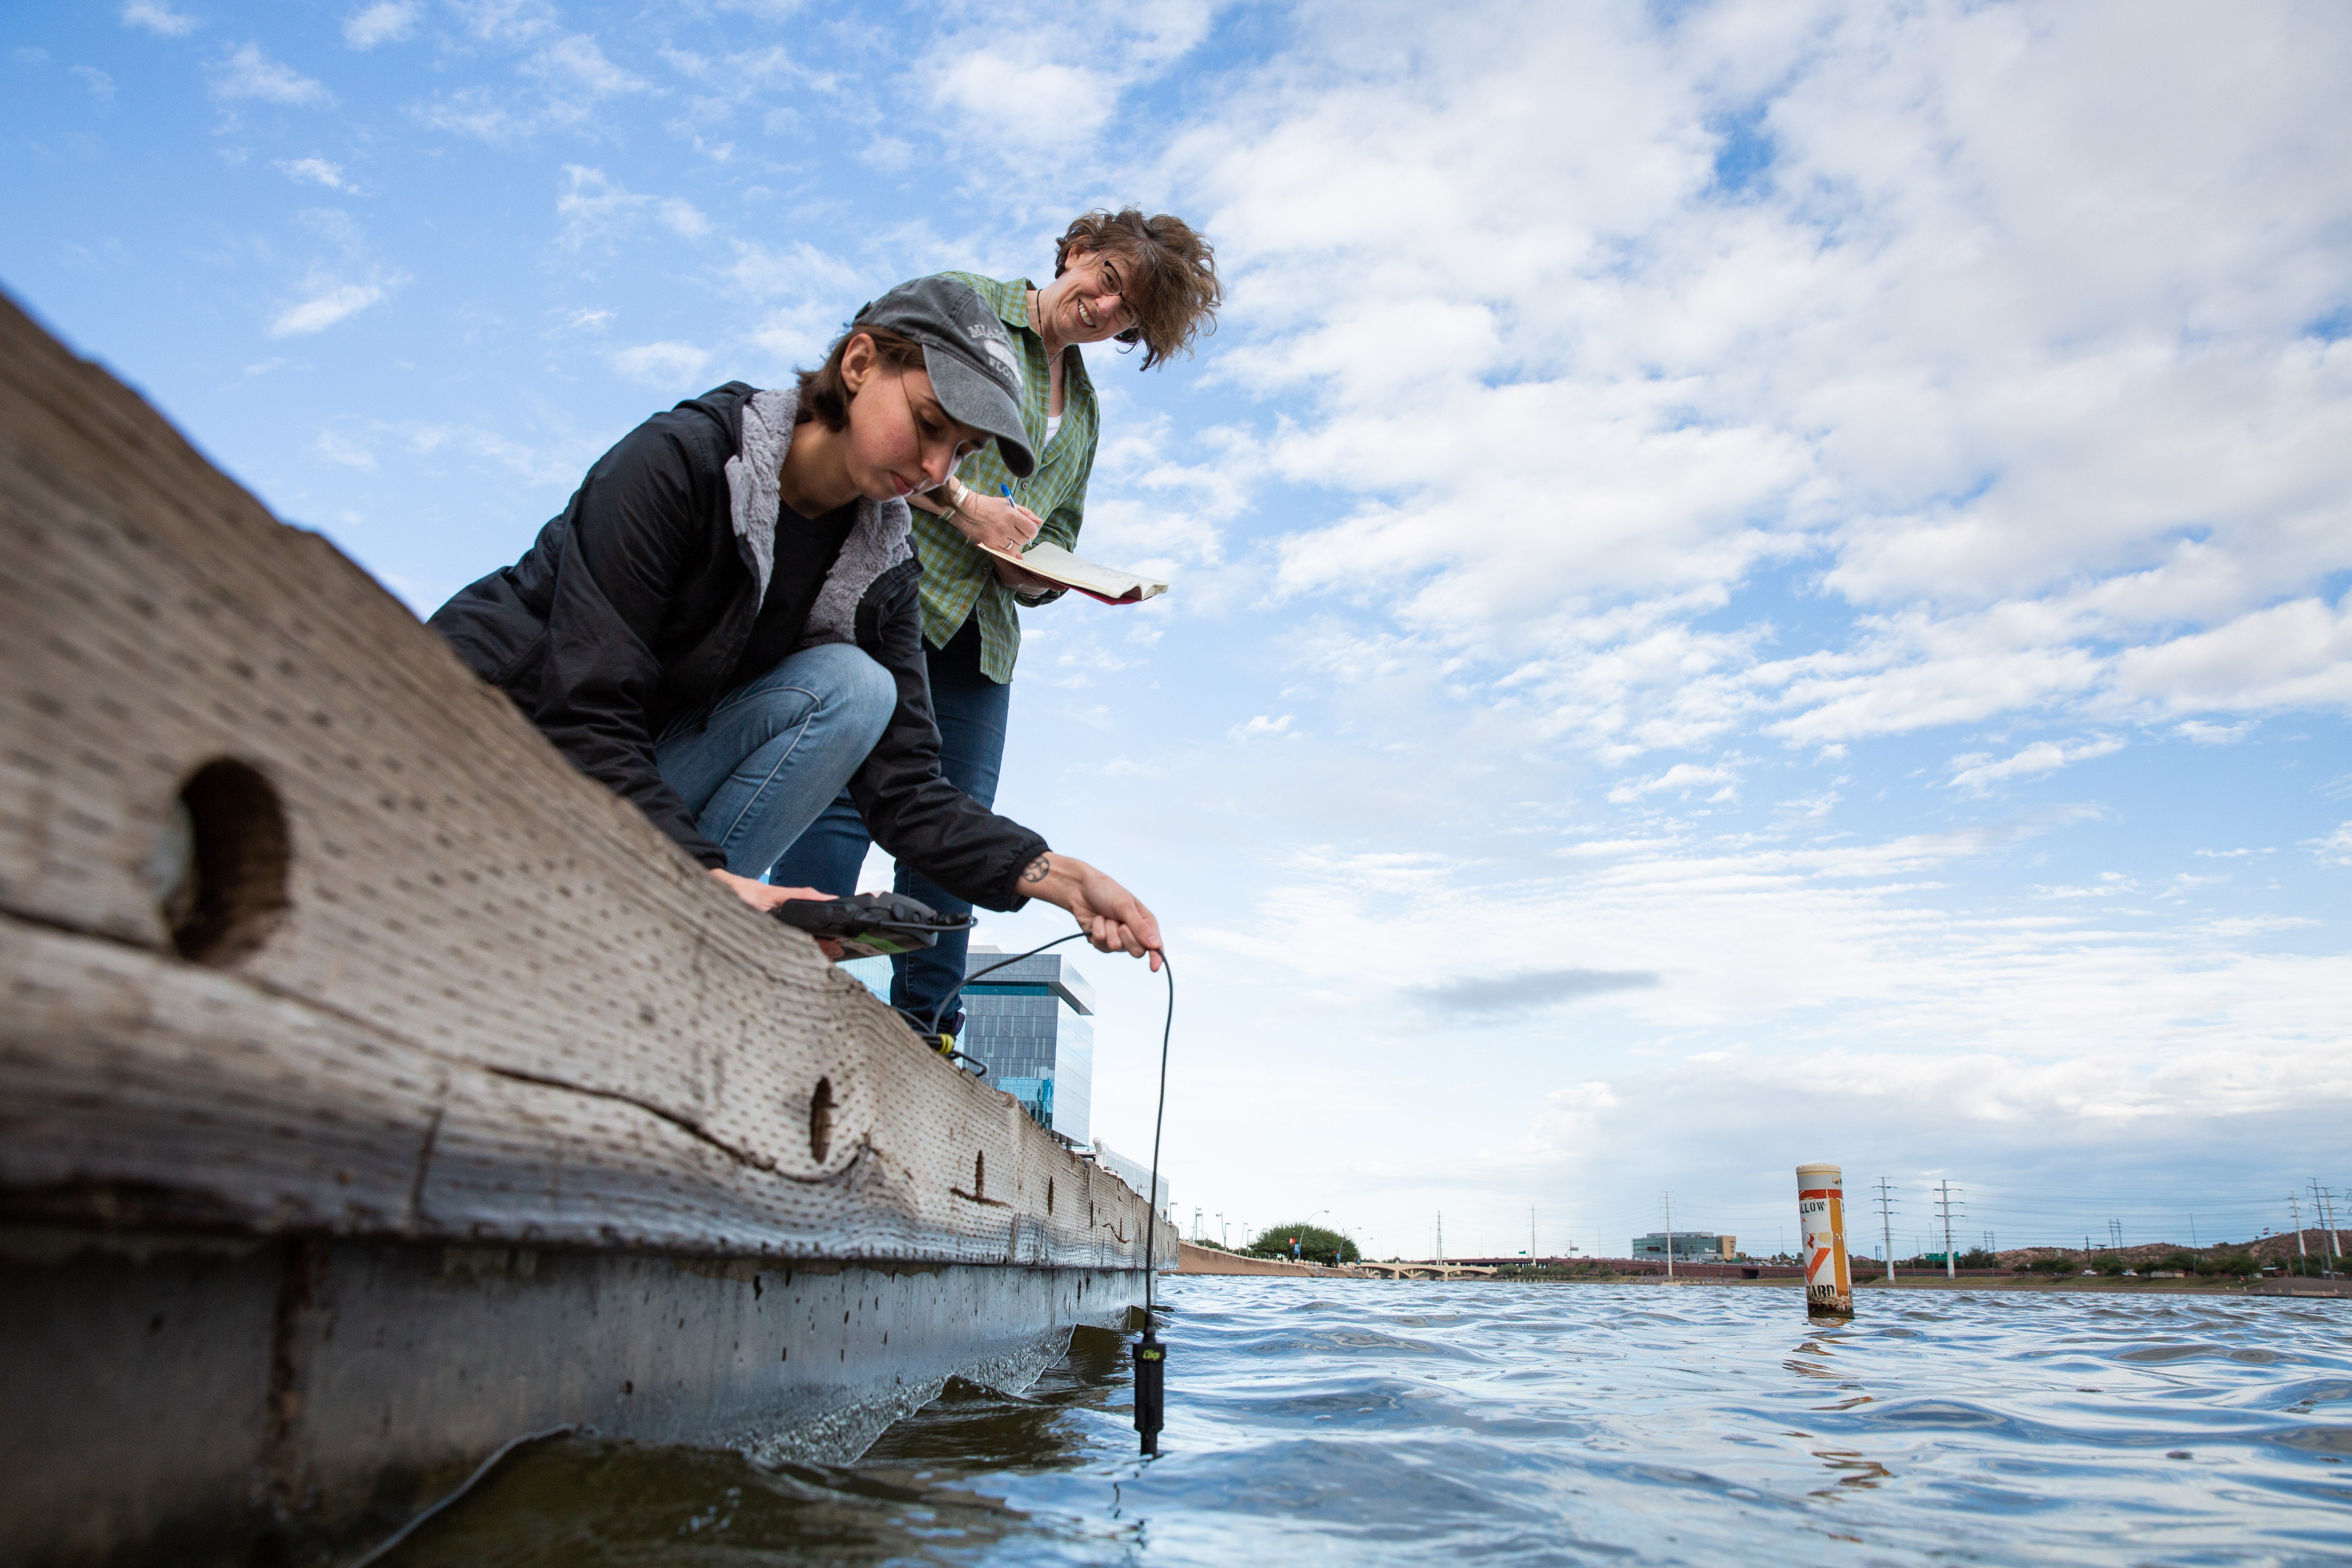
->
xmin=7 ymin=0 xmax=2350 ymax=1261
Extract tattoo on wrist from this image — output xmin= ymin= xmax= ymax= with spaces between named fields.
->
xmin=1021 ymin=854 xmax=1051 ymax=885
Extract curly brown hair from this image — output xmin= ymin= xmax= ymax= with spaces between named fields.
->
xmin=1055 ymin=209 xmax=1222 ymax=372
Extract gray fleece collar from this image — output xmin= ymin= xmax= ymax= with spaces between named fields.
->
xmin=723 ymin=383 xmax=912 ymax=649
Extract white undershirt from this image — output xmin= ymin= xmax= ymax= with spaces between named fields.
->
xmin=1045 ymin=412 xmax=1062 ymax=446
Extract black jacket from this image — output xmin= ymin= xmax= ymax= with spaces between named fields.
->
xmin=429 ymin=381 xmax=1046 ymax=910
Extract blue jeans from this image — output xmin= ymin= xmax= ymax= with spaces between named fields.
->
xmin=771 ymin=617 xmax=1009 ymax=1039
xmin=653 ymin=642 xmax=896 ymax=880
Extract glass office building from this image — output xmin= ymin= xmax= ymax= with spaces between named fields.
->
xmin=1632 ymin=1232 xmax=1737 ymax=1261
xmin=958 ymin=947 xmax=1094 ymax=1147
xmin=834 ymin=946 xmax=1095 ymax=1145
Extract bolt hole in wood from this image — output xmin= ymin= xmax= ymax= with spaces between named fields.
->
xmin=151 ymin=758 xmax=292 ymax=965
xmin=808 ymin=1077 xmax=833 ymax=1165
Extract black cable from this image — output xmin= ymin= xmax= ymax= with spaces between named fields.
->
xmin=920 ymin=930 xmax=1088 ymax=1041
xmin=1143 ymin=953 xmax=1172 ymax=1323
xmin=1133 ymin=953 xmax=1174 ymax=1456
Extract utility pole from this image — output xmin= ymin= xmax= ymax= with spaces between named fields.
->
xmin=1664 ymin=1192 xmax=1675 ymax=1282
xmin=2290 ymin=1194 xmax=2308 ymax=1275
xmin=1530 ymin=1205 xmax=1539 ymax=1264
xmin=1436 ymin=1211 xmax=1446 ymax=1279
xmin=1192 ymin=1207 xmax=1202 ymax=1243
xmin=1874 ymin=1178 xmax=1900 ymax=1287
xmin=1935 ymin=1181 xmax=1961 ymax=1279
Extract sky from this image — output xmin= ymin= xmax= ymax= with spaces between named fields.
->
xmin=6 ymin=0 xmax=2349 ymax=1264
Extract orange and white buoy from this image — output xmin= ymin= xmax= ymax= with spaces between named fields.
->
xmin=1797 ymin=1163 xmax=1854 ymax=1319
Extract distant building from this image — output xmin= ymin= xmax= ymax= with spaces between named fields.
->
xmin=834 ymin=945 xmax=1096 ymax=1145
xmin=1092 ymin=1140 xmax=1173 ymax=1221
xmin=960 ymin=946 xmax=1094 ymax=1147
xmin=1633 ymin=1232 xmax=1736 ymax=1261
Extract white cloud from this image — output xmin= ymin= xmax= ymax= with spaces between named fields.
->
xmin=553 ymin=165 xmax=708 ymax=250
xmin=313 ymin=429 xmax=377 ymax=469
xmin=269 ymin=274 xmax=399 ymax=336
xmin=2309 ymin=823 xmax=2352 ymax=866
xmin=210 ymin=42 xmax=332 ymax=106
xmin=341 ymin=1 xmax=418 ymax=49
xmin=607 ymin=341 xmax=711 ymax=387
xmin=919 ymin=5 xmax=1211 ymax=156
xmin=411 ymin=27 xmax=649 ymax=141
xmin=275 ymin=156 xmax=347 ymax=190
xmin=445 ymin=0 xmax=557 ymax=43
xmin=1945 ymin=735 xmax=2125 ymax=795
xmin=70 ymin=66 xmax=116 ymax=100
xmin=1607 ymin=760 xmax=1740 ymax=804
xmin=2113 ymin=594 xmax=2352 ymax=715
xmin=1145 ymin=0 xmax=2352 ymax=775
xmin=523 ymin=33 xmax=647 ymax=127
xmin=121 ymin=0 xmax=196 ymax=37
xmin=1229 ymin=713 xmax=1294 ymax=741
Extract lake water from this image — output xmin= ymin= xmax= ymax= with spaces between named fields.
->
xmin=379 ymin=1278 xmax=2352 ymax=1566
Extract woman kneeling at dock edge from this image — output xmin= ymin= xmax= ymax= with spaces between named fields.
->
xmin=428 ymin=276 xmax=1162 ymax=973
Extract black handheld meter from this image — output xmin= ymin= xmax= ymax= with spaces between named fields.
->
xmin=771 ymin=891 xmax=974 ymax=960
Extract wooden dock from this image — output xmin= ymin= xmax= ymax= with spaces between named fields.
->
xmin=0 ymin=290 xmax=1164 ymax=1565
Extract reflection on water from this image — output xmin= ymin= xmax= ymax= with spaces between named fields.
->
xmin=378 ymin=1283 xmax=2352 ymax=1566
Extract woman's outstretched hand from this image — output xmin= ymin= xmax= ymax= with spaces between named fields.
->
xmin=1019 ymin=852 xmax=1163 ymax=969
xmin=711 ymin=869 xmax=845 ymax=959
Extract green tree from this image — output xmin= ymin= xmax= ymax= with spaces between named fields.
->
xmin=1248 ymin=1223 xmax=1360 ymax=1263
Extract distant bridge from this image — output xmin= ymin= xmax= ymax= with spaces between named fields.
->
xmin=1353 ymin=1260 xmax=1498 ymax=1279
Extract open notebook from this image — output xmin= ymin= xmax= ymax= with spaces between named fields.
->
xmin=975 ymin=540 xmax=1169 ymax=606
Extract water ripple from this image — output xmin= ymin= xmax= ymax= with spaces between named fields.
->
xmin=381 ymin=1281 xmax=2352 ymax=1567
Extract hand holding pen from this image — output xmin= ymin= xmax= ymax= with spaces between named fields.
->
xmin=935 ymin=476 xmax=1041 ymax=555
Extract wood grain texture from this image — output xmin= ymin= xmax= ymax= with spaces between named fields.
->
xmin=0 ymin=289 xmax=1163 ymax=1271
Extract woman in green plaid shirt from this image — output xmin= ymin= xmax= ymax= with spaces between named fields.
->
xmin=776 ymin=209 xmax=1221 ymax=1049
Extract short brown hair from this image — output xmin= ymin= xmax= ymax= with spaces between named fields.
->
xmin=1056 ymin=209 xmax=1222 ymax=372
xmin=795 ymin=324 xmax=926 ymax=430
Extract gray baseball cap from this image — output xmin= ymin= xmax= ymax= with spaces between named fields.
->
xmin=853 ymin=276 xmax=1036 ymax=479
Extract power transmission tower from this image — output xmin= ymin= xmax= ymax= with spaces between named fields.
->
xmin=1982 ymin=1229 xmax=1996 ymax=1257
xmin=2315 ymin=1181 xmax=2344 ymax=1270
xmin=1436 ymin=1211 xmax=1446 ymax=1278
xmin=1874 ymin=1178 xmax=1900 ymax=1286
xmin=2289 ymin=1194 xmax=2308 ymax=1275
xmin=1935 ymin=1181 xmax=1964 ymax=1279
xmin=2108 ymin=1217 xmax=2124 ymax=1253
xmin=1530 ymin=1205 xmax=1539 ymax=1263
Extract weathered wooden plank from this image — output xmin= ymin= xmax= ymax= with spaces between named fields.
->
xmin=0 ymin=287 xmax=1162 ymax=1270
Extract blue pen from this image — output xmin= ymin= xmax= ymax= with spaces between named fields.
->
xmin=1000 ymin=484 xmax=1028 ymax=552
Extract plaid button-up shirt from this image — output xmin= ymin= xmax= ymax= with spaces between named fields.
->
xmin=911 ymin=272 xmax=1100 ymax=683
